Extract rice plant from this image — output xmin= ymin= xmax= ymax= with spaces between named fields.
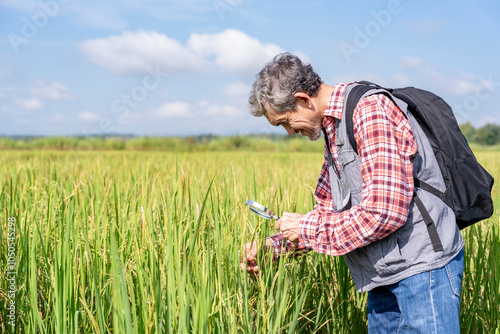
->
xmin=0 ymin=149 xmax=498 ymax=333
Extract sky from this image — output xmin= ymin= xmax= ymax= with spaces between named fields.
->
xmin=0 ymin=0 xmax=499 ymax=137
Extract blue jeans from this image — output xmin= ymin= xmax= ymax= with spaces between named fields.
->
xmin=367 ymin=249 xmax=464 ymax=334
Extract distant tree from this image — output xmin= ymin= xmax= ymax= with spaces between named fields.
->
xmin=460 ymin=122 xmax=476 ymax=143
xmin=474 ymin=123 xmax=500 ymax=145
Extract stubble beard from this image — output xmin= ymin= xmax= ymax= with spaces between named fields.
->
xmin=308 ymin=116 xmax=324 ymax=141
xmin=309 ymin=128 xmax=322 ymax=141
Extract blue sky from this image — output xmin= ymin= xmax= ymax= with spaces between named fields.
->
xmin=0 ymin=0 xmax=499 ymax=136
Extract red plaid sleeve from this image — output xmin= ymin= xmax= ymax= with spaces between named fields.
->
xmin=268 ymin=232 xmax=312 ymax=258
xmin=297 ymin=94 xmax=417 ymax=256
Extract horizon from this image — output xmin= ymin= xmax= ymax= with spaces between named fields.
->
xmin=0 ymin=120 xmax=496 ymax=139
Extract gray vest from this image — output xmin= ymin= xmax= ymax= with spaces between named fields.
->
xmin=330 ymin=84 xmax=464 ymax=292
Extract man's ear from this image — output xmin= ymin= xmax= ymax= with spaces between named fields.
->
xmin=294 ymin=92 xmax=313 ymax=109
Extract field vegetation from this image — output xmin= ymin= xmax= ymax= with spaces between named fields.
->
xmin=0 ymin=135 xmax=325 ymax=153
xmin=0 ymin=143 xmax=498 ymax=333
xmin=2 ymin=125 xmax=500 ymax=152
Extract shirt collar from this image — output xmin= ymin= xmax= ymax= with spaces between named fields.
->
xmin=324 ymin=82 xmax=352 ymax=121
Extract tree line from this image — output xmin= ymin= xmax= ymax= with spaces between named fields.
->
xmin=460 ymin=123 xmax=500 ymax=146
xmin=0 ymin=134 xmax=324 ymax=152
xmin=0 ymin=124 xmax=499 ymax=150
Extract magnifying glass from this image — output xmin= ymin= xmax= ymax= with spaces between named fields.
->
xmin=245 ymin=200 xmax=280 ymax=220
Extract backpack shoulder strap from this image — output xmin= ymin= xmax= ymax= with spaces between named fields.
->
xmin=345 ymin=81 xmax=398 ymax=153
xmin=345 ymin=82 xmax=379 ymax=154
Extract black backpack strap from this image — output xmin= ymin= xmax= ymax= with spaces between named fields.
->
xmin=357 ymin=80 xmax=379 ymax=86
xmin=413 ymin=192 xmax=444 ymax=252
xmin=413 ymin=178 xmax=445 ymax=201
xmin=345 ymin=83 xmax=378 ymax=154
xmin=346 ymin=82 xmax=400 ymax=154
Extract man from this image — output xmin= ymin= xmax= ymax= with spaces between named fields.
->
xmin=241 ymin=53 xmax=464 ymax=333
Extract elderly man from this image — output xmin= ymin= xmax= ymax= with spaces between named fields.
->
xmin=241 ymin=53 xmax=464 ymax=333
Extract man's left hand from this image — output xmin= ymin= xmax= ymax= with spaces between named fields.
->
xmin=275 ymin=212 xmax=304 ymax=242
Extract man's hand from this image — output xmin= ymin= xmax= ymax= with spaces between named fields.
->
xmin=275 ymin=212 xmax=304 ymax=242
xmin=240 ymin=239 xmax=272 ymax=277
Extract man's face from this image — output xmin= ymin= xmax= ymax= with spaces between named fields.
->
xmin=265 ymin=104 xmax=323 ymax=141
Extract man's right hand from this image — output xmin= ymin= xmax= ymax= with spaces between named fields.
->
xmin=240 ymin=239 xmax=272 ymax=277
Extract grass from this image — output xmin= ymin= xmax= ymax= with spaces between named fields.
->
xmin=0 ymin=149 xmax=498 ymax=333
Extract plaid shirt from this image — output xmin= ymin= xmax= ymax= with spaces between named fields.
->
xmin=270 ymin=83 xmax=418 ymax=257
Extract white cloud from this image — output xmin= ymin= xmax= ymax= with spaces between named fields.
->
xmin=29 ymin=81 xmax=73 ymax=100
xmin=1 ymin=80 xmax=73 ymax=114
xmin=79 ymin=31 xmax=206 ymax=74
xmin=221 ymin=81 xmax=251 ymax=97
xmin=401 ymin=56 xmax=421 ymax=69
xmin=148 ymin=100 xmax=244 ymax=120
xmin=14 ymin=98 xmax=43 ymax=110
xmin=79 ymin=29 xmax=293 ymax=75
xmin=398 ymin=56 xmax=483 ymax=96
xmin=187 ymin=29 xmax=284 ymax=74
xmin=0 ymin=0 xmax=217 ymax=31
xmin=475 ymin=114 xmax=500 ymax=127
xmin=78 ymin=111 xmax=101 ymax=121
xmin=205 ymin=103 xmax=243 ymax=117
xmin=151 ymin=101 xmax=192 ymax=118
xmin=423 ymin=68 xmax=478 ymax=95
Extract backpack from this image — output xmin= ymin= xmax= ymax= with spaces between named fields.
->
xmin=345 ymin=82 xmax=494 ymax=249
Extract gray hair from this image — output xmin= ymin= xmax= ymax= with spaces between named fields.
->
xmin=248 ymin=53 xmax=323 ymax=117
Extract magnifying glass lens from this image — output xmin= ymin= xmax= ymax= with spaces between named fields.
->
xmin=248 ymin=204 xmax=271 ymax=219
xmin=245 ymin=200 xmax=279 ymax=220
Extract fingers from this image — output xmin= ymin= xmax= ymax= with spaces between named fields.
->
xmin=275 ymin=212 xmax=301 ymax=242
xmin=240 ymin=239 xmax=275 ymax=277
xmin=240 ymin=260 xmax=259 ymax=276
xmin=276 ymin=212 xmax=290 ymax=233
xmin=244 ymin=242 xmax=257 ymax=260
xmin=275 ymin=211 xmax=290 ymax=230
xmin=274 ymin=219 xmax=281 ymax=230
xmin=240 ymin=258 xmax=259 ymax=277
xmin=240 ymin=242 xmax=260 ymax=277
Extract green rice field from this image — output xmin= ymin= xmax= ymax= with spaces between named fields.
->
xmin=0 ymin=148 xmax=499 ymax=333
